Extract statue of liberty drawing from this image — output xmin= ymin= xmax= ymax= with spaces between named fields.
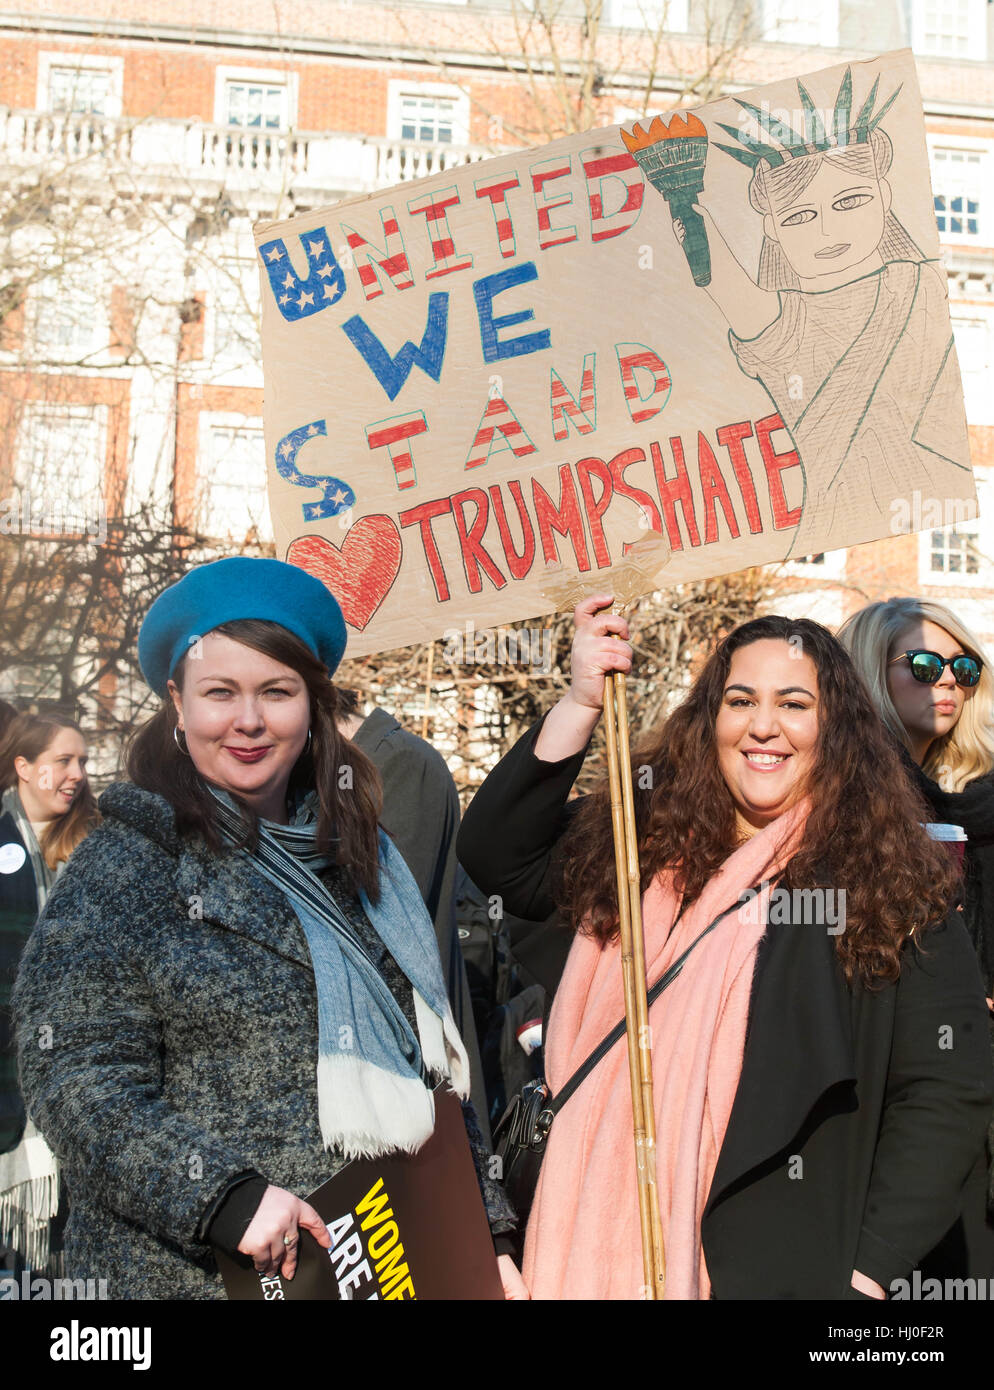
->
xmin=622 ymin=69 xmax=971 ymax=555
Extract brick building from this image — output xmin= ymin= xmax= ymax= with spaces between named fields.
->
xmin=0 ymin=0 xmax=992 ymax=730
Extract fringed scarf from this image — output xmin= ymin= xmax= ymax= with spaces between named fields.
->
xmin=208 ymin=788 xmax=470 ymax=1160
xmin=0 ymin=1121 xmax=61 ymax=1275
xmin=0 ymin=788 xmax=60 ymax=1274
xmin=524 ymin=802 xmax=809 ymax=1300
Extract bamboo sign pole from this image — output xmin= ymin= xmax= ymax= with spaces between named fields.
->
xmin=603 ymin=668 xmax=667 ymax=1300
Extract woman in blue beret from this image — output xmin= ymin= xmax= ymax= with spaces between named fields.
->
xmin=14 ymin=558 xmax=520 ymax=1300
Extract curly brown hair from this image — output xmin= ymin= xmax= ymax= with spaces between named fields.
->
xmin=557 ymin=616 xmax=958 ymax=986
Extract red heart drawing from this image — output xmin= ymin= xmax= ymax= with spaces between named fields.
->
xmin=287 ymin=517 xmax=403 ymax=631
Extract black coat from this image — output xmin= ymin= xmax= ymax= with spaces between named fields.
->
xmin=0 ymin=809 xmax=39 ymax=1153
xmin=457 ymin=720 xmax=994 ymax=1298
xmin=908 ymin=759 xmax=994 ymax=996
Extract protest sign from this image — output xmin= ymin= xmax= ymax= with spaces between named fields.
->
xmin=214 ymin=1087 xmax=503 ymax=1301
xmin=254 ymin=48 xmax=973 ymax=658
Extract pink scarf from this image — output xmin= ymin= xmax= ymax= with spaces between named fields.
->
xmin=523 ymin=803 xmax=808 ymax=1300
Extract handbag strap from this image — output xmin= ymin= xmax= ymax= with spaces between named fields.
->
xmin=547 ymin=895 xmax=750 ymax=1119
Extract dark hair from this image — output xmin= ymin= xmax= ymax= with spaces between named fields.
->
xmin=558 ymin=616 xmax=958 ymax=986
xmin=0 ymin=713 xmax=100 ymax=869
xmin=0 ymin=700 xmax=17 ymax=742
xmin=335 ymin=688 xmax=362 ymax=720
xmin=125 ymin=620 xmax=384 ymax=902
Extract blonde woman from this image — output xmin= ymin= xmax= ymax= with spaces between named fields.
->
xmin=839 ymin=597 xmax=994 ymax=1258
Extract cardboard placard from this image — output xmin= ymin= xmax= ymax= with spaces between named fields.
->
xmin=255 ymin=49 xmax=973 ymax=657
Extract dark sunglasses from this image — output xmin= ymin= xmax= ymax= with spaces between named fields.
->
xmin=888 ymin=649 xmax=983 ymax=688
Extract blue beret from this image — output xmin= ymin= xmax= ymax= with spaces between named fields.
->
xmin=137 ymin=557 xmax=347 ymax=696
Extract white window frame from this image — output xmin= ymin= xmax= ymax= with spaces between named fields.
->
xmin=197 ymin=413 xmax=272 ymax=544
xmin=213 ymin=66 xmax=297 ymax=131
xmin=387 ymin=81 xmax=470 ymax=147
xmin=610 ymin=0 xmax=689 ymax=32
xmin=759 ymin=0 xmax=840 ymax=47
xmin=30 ymin=272 xmax=106 ymax=362
xmin=922 ymin=526 xmax=986 ymax=585
xmin=15 ymin=401 xmax=108 ymax=526
xmin=38 ymin=51 xmax=123 ymax=118
xmin=909 ymin=0 xmax=987 ymax=60
xmin=919 ymin=476 xmax=991 ymax=589
xmin=928 ymin=136 xmax=989 ymax=246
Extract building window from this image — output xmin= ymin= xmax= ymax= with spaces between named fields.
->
xmin=199 ymin=423 xmax=272 ymax=544
xmin=399 ymin=94 xmax=457 ymax=145
xmin=15 ymin=402 xmax=105 ymax=523
xmin=779 ymin=547 xmax=846 ymax=580
xmin=932 ymin=147 xmax=983 ymax=239
xmin=930 ymin=528 xmax=980 ymax=575
xmin=760 ymin=0 xmax=839 ymax=46
xmin=225 ymin=82 xmax=288 ymax=130
xmin=213 ymin=261 xmax=261 ymax=363
xmin=48 ymin=66 xmax=113 ymax=115
xmin=32 ymin=281 xmax=104 ymax=360
xmin=213 ymin=68 xmax=295 ymax=131
xmin=611 ymin=0 xmax=689 ymax=31
xmin=38 ymin=53 xmax=123 ymax=119
xmin=388 ymin=83 xmax=469 ymax=147
xmin=909 ymin=0 xmax=987 ymax=59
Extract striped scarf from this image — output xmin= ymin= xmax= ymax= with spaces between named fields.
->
xmin=208 ymin=787 xmax=470 ymax=1160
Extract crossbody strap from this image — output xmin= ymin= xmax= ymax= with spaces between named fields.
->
xmin=547 ymin=895 xmax=750 ymax=1118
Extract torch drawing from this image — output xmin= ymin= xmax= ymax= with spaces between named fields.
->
xmin=621 ymin=113 xmax=711 ymax=287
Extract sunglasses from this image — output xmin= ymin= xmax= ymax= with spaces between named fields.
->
xmin=888 ymin=649 xmax=983 ymax=688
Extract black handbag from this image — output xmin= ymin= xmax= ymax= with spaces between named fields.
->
xmin=493 ymin=897 xmax=747 ymax=1232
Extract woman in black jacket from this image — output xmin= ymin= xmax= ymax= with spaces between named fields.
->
xmin=839 ymin=596 xmax=994 ymax=1245
xmin=458 ymin=599 xmax=993 ymax=1300
xmin=0 ymin=712 xmax=97 ymax=1275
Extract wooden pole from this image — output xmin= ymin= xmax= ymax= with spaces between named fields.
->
xmin=604 ymin=670 xmax=667 ymax=1299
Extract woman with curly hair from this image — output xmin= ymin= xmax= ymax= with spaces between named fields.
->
xmin=458 ymin=598 xmax=993 ymax=1299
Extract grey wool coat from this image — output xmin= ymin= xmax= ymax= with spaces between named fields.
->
xmin=13 ymin=781 xmax=500 ymax=1300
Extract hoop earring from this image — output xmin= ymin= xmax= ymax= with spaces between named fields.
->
xmin=174 ymin=725 xmax=190 ymax=756
xmin=305 ymin=728 xmax=312 ymax=753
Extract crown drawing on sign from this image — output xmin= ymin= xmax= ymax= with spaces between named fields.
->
xmin=714 ymin=68 xmax=902 ymax=171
